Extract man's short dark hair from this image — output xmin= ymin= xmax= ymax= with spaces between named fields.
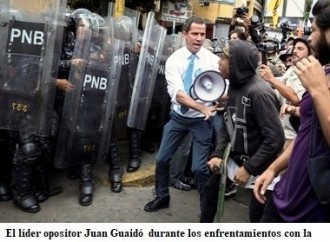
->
xmin=312 ymin=0 xmax=330 ymax=31
xmin=182 ymin=16 xmax=205 ymax=33
xmin=293 ymin=37 xmax=311 ymax=55
xmin=228 ymin=29 xmax=246 ymax=40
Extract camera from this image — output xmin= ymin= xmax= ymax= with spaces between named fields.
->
xmin=280 ymin=22 xmax=293 ymax=32
xmin=235 ymin=6 xmax=248 ymax=17
xmin=280 ymin=21 xmax=294 ymax=40
xmin=256 ymin=42 xmax=278 ymax=53
xmin=257 ymin=41 xmax=279 ymax=65
xmin=249 ymin=15 xmax=265 ymax=32
xmin=250 ymin=15 xmax=260 ymax=27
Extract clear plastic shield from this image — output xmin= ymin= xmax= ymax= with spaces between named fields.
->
xmin=109 ymin=8 xmax=140 ymax=138
xmin=149 ymin=34 xmax=182 ymax=129
xmin=0 ymin=0 xmax=67 ymax=136
xmin=123 ymin=7 xmax=140 ymax=31
xmin=173 ymin=32 xmax=186 ymax=49
xmin=114 ymin=44 xmax=136 ymax=138
xmin=127 ymin=11 xmax=167 ymax=130
xmin=54 ymin=18 xmax=124 ymax=169
xmin=113 ymin=8 xmax=140 ymax=84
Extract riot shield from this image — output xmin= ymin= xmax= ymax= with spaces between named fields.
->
xmin=174 ymin=32 xmax=186 ymax=49
xmin=148 ymin=34 xmax=183 ymax=131
xmin=0 ymin=0 xmax=67 ymax=136
xmin=110 ymin=8 xmax=140 ymax=138
xmin=127 ymin=11 xmax=167 ymax=130
xmin=54 ymin=15 xmax=124 ymax=169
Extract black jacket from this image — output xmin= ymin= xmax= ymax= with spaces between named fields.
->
xmin=210 ymin=40 xmax=284 ymax=176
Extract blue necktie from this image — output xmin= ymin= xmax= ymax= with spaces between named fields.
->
xmin=183 ymin=54 xmax=196 ymax=93
xmin=181 ymin=54 xmax=196 ymax=114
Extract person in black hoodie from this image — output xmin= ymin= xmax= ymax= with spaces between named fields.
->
xmin=207 ymin=40 xmax=284 ymax=222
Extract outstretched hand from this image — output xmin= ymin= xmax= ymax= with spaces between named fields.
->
xmin=201 ymin=104 xmax=218 ymax=121
xmin=253 ymin=169 xmax=276 ymax=204
xmin=280 ymin=104 xmax=297 ymax=118
xmin=56 ymin=78 xmax=74 ymax=92
xmin=258 ymin=64 xmax=274 ymax=82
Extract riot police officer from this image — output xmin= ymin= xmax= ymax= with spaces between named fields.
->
xmin=110 ymin=14 xmax=143 ymax=174
xmin=54 ymin=10 xmax=125 ymax=205
xmin=0 ymin=1 xmax=67 ymax=213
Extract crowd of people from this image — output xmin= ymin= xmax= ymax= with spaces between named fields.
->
xmin=1 ymin=0 xmax=330 ymax=223
xmin=144 ymin=0 xmax=330 ymax=223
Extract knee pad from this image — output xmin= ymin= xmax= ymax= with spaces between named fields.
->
xmin=19 ymin=142 xmax=41 ymax=166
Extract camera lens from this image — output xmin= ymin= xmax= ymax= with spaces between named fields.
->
xmin=236 ymin=6 xmax=248 ymax=16
xmin=251 ymin=15 xmax=259 ymax=25
xmin=236 ymin=8 xmax=243 ymax=16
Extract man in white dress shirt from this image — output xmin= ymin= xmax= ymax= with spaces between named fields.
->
xmin=144 ymin=16 xmax=220 ymax=213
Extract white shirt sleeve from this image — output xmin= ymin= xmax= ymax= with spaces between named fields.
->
xmin=165 ymin=50 xmax=187 ymax=105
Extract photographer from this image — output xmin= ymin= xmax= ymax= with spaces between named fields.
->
xmin=262 ymin=37 xmax=281 ymax=63
xmin=228 ymin=7 xmax=262 ymax=45
xmin=228 ymin=7 xmax=249 ymax=40
xmin=256 ymin=38 xmax=283 ymax=78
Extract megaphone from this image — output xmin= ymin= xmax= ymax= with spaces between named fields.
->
xmin=190 ymin=70 xmax=226 ymax=102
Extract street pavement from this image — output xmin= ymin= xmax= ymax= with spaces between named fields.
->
xmin=0 ymin=142 xmax=250 ymax=223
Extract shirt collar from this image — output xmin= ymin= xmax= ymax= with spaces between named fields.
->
xmin=184 ymin=46 xmax=201 ymax=60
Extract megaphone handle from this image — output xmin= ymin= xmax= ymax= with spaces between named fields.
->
xmin=189 ymin=86 xmax=198 ymax=100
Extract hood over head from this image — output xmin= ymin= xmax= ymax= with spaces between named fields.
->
xmin=228 ymin=40 xmax=259 ymax=89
